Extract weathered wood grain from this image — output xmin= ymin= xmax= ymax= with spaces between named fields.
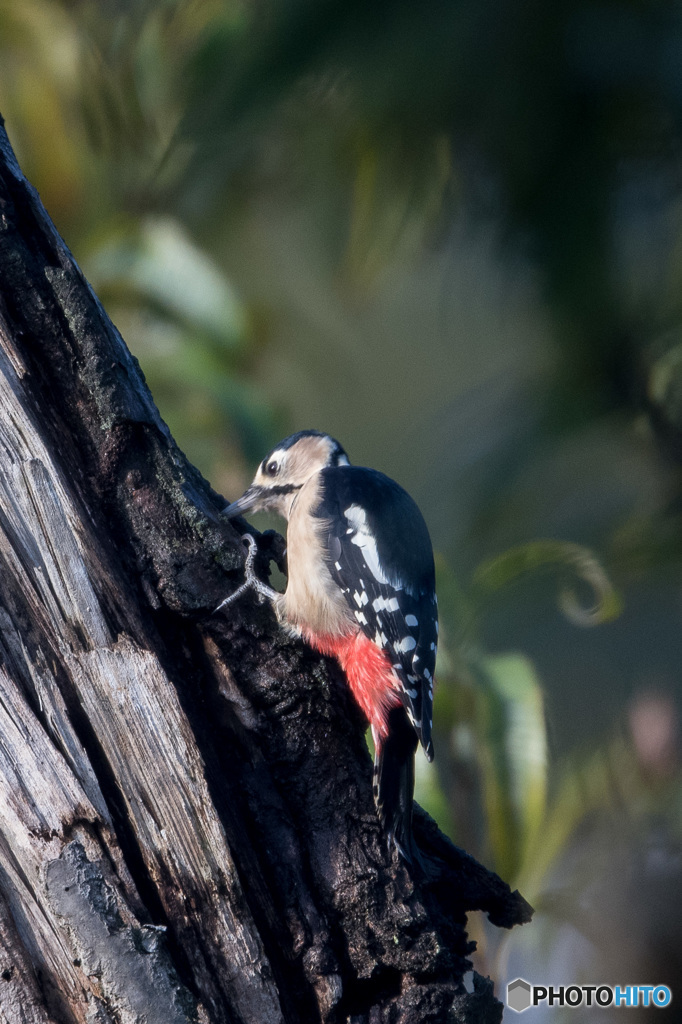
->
xmin=0 ymin=884 xmax=60 ymax=1024
xmin=0 ymin=659 xmax=202 ymax=1024
xmin=0 ymin=238 xmax=284 ymax=1021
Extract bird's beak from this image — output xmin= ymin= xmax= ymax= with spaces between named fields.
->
xmin=222 ymin=486 xmax=262 ymax=519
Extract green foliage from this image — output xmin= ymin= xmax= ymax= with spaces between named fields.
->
xmin=466 ymin=652 xmax=547 ymax=883
xmin=427 ymin=547 xmax=621 ymax=886
xmin=428 ymin=546 xmax=682 ymax=994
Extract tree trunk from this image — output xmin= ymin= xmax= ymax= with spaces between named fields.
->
xmin=0 ymin=116 xmax=531 ymax=1024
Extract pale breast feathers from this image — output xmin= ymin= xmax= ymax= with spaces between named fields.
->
xmin=281 ymin=473 xmax=356 ymax=637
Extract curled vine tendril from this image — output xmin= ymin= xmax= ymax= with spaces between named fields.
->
xmin=472 ymin=541 xmax=622 ymax=628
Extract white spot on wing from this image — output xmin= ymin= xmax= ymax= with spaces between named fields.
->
xmin=343 ymin=504 xmax=395 ymax=587
xmin=355 ymin=610 xmax=368 ymax=625
xmin=397 ymin=636 xmax=416 ymax=653
xmin=353 ymin=590 xmax=368 ymax=607
xmin=405 ymin=614 xmax=418 ymax=627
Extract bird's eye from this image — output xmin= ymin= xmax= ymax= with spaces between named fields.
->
xmin=265 ymin=460 xmax=279 ymax=476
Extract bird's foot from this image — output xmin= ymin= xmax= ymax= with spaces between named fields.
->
xmin=215 ymin=534 xmax=280 ymax=612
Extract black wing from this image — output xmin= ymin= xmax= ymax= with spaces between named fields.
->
xmin=315 ymin=465 xmax=437 ymax=758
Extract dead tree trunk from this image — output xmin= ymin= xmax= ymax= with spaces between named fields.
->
xmin=0 ymin=117 xmax=531 ymax=1024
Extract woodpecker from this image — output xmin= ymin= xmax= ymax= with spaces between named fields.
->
xmin=219 ymin=430 xmax=437 ymax=861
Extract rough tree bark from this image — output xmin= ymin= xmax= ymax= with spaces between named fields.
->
xmin=0 ymin=118 xmax=531 ymax=1024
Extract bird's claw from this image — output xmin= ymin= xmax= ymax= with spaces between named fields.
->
xmin=215 ymin=533 xmax=280 ymax=613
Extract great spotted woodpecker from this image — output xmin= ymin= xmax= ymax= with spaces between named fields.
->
xmin=218 ymin=430 xmax=437 ymax=861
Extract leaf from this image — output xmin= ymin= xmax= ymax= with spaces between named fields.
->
xmin=88 ymin=216 xmax=247 ymax=347
xmin=471 ymin=655 xmax=544 ymax=880
xmin=467 ymin=651 xmax=548 ymax=882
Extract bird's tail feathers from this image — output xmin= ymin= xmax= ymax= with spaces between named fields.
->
xmin=373 ymin=706 xmax=420 ymax=863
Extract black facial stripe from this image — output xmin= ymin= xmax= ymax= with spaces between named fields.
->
xmin=264 ymin=483 xmax=303 ymax=496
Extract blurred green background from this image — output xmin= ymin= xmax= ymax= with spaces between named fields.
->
xmin=2 ymin=0 xmax=682 ymax=1016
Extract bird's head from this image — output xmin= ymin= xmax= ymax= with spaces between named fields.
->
xmin=223 ymin=430 xmax=349 ymax=520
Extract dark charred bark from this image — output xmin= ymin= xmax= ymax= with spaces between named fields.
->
xmin=0 ymin=116 xmax=531 ymax=1024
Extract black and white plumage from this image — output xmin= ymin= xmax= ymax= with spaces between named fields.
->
xmin=219 ymin=430 xmax=438 ymax=861
xmin=315 ymin=465 xmax=437 ymax=761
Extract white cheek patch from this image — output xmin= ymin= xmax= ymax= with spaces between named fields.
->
xmin=343 ymin=504 xmax=395 ymax=587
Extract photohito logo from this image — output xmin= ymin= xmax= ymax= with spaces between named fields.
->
xmin=506 ymin=979 xmax=672 ymax=1012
